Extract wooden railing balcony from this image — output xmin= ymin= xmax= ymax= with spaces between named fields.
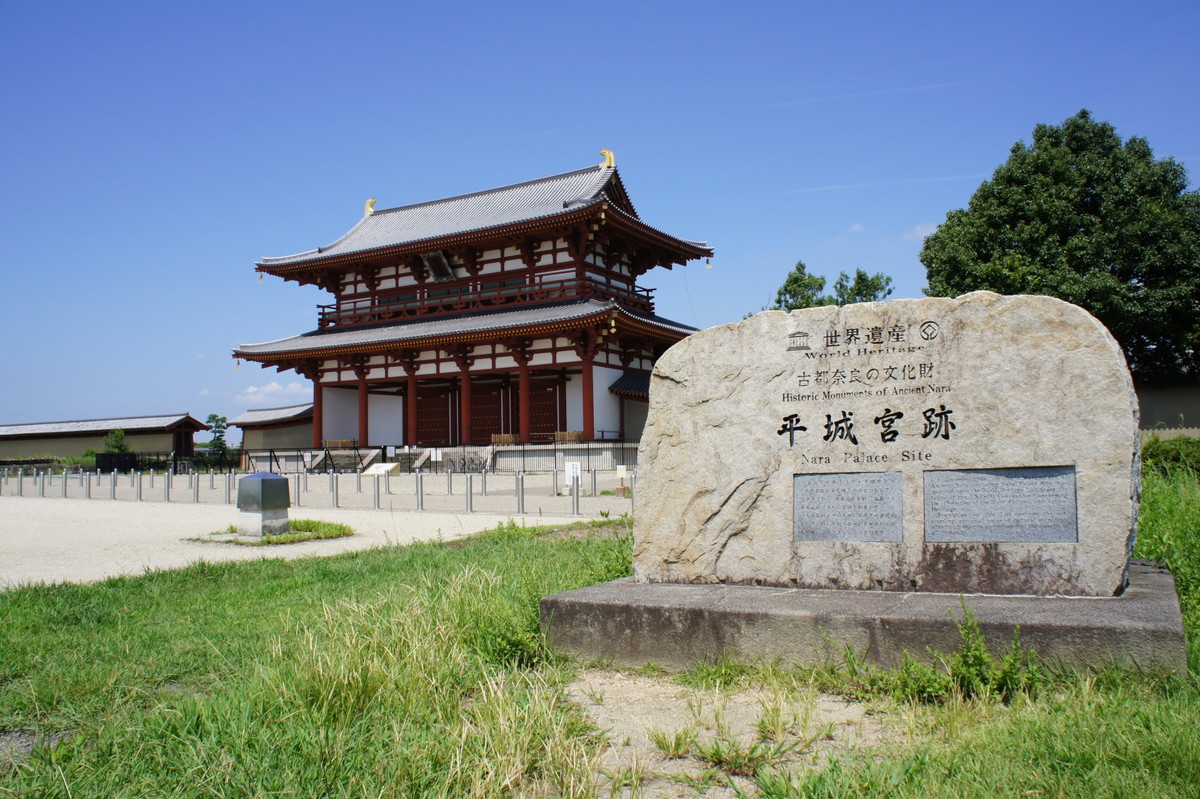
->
xmin=317 ymin=277 xmax=656 ymax=329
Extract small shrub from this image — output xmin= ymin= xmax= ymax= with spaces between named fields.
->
xmin=1142 ymin=435 xmax=1200 ymax=475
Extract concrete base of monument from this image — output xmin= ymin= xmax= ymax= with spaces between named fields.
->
xmin=541 ymin=561 xmax=1188 ymax=673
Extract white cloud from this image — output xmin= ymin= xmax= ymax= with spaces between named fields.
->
xmin=902 ymin=223 xmax=938 ymax=242
xmin=198 ymin=388 xmax=210 ymax=397
xmin=234 ymin=381 xmax=309 ymax=405
xmin=849 ymin=222 xmax=866 ymax=233
xmin=194 ymin=353 xmax=208 ymax=360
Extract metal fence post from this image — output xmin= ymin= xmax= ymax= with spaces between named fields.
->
xmin=164 ymin=474 xmax=170 ymax=502
xmin=293 ymin=474 xmax=301 ymax=508
xmin=85 ymin=473 xmax=92 ymax=499
xmin=481 ymin=470 xmax=487 ymax=496
xmin=590 ymin=468 xmax=597 ymax=497
xmin=60 ymin=471 xmax=67 ymax=498
xmin=416 ymin=471 xmax=424 ymax=511
xmin=209 ymin=469 xmax=215 ymax=490
xmin=356 ymin=471 xmax=362 ymax=494
xmin=372 ymin=475 xmax=380 ymax=510
xmin=517 ymin=471 xmax=525 ymax=514
xmin=17 ymin=469 xmax=23 ymax=497
xmin=39 ymin=472 xmax=46 ymax=497
xmin=466 ymin=474 xmax=473 ymax=513
xmin=332 ymin=473 xmax=339 ymax=508
xmin=447 ymin=470 xmax=453 ymax=495
xmin=225 ymin=472 xmax=232 ymax=504
xmin=571 ymin=478 xmax=580 ymax=516
xmin=328 ymin=471 xmax=335 ymax=495
xmin=136 ymin=472 xmax=143 ymax=502
xmin=192 ymin=475 xmax=199 ymax=503
xmin=110 ymin=471 xmax=117 ymax=500
xmin=551 ymin=469 xmax=558 ymax=497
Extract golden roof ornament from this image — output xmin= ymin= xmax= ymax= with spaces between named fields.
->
xmin=364 ymin=198 xmax=377 ymax=216
xmin=600 ymin=149 xmax=615 ymax=168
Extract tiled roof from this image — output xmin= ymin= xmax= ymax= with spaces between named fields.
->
xmin=230 ymin=404 xmax=313 ymax=427
xmin=608 ymin=371 xmax=652 ymax=398
xmin=234 ymin=299 xmax=696 ymax=358
xmin=0 ymin=414 xmax=206 ymax=438
xmin=262 ymin=164 xmax=621 ymax=267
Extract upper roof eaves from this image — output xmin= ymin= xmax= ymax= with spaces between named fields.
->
xmin=259 ymin=164 xmax=616 ymax=268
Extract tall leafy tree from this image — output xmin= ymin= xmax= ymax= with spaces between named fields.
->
xmin=205 ymin=414 xmax=229 ymax=457
xmin=768 ymin=261 xmax=893 ymax=311
xmin=921 ymin=110 xmax=1200 ymax=385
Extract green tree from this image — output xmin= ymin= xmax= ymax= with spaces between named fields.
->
xmin=921 ymin=109 xmax=1200 ymax=385
xmin=101 ymin=429 xmax=133 ymax=454
xmin=769 ymin=259 xmax=831 ymax=310
xmin=205 ymin=414 xmax=229 ymax=457
xmin=768 ymin=260 xmax=893 ymax=311
xmin=831 ymin=268 xmax=894 ymax=306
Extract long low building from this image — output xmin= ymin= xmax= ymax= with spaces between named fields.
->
xmin=229 ymin=404 xmax=314 ymax=450
xmin=0 ymin=414 xmax=208 ymax=460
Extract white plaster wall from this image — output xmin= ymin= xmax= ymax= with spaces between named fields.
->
xmin=565 ymin=375 xmax=583 ymax=432
xmin=562 ymin=365 xmax=622 ymax=436
xmin=592 ymin=364 xmax=623 ymax=436
xmin=368 ymin=393 xmax=405 ymax=445
xmin=322 ymin=387 xmax=358 ymax=441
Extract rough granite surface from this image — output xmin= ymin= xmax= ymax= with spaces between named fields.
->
xmin=632 ymin=292 xmax=1140 ymax=597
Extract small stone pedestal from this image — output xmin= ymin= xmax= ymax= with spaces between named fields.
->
xmin=237 ymin=472 xmax=290 ymax=537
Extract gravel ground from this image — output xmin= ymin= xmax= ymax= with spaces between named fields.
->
xmin=0 ymin=495 xmax=581 ymax=587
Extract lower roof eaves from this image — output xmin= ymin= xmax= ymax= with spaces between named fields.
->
xmin=233 ymin=299 xmax=696 ymax=361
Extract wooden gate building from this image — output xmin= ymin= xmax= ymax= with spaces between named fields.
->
xmin=232 ymin=153 xmax=712 ymax=448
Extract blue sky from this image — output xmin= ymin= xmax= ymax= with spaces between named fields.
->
xmin=3 ymin=0 xmax=1197 ymax=440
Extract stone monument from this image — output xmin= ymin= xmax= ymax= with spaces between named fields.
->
xmin=542 ymin=292 xmax=1187 ymax=671
xmin=634 ymin=291 xmax=1138 ymax=597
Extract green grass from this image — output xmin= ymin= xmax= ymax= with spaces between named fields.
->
xmin=1135 ymin=465 xmax=1200 ymax=672
xmin=0 ymin=519 xmax=630 ymax=797
xmin=194 ymin=518 xmax=356 ymax=546
xmin=1 ymin=464 xmax=1198 ymax=798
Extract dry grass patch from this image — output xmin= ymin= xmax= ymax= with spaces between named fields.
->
xmin=566 ymin=669 xmax=894 ymax=797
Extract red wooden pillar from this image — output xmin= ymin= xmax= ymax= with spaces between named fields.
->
xmin=460 ymin=372 xmax=473 ymax=445
xmin=357 ymin=376 xmax=369 ymax=446
xmin=312 ymin=382 xmax=323 ymax=448
xmin=557 ymin=373 xmax=568 ymax=430
xmin=406 ymin=374 xmax=418 ymax=446
xmin=581 ymin=353 xmax=594 ymax=441
xmin=518 ymin=362 xmax=531 ymax=443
